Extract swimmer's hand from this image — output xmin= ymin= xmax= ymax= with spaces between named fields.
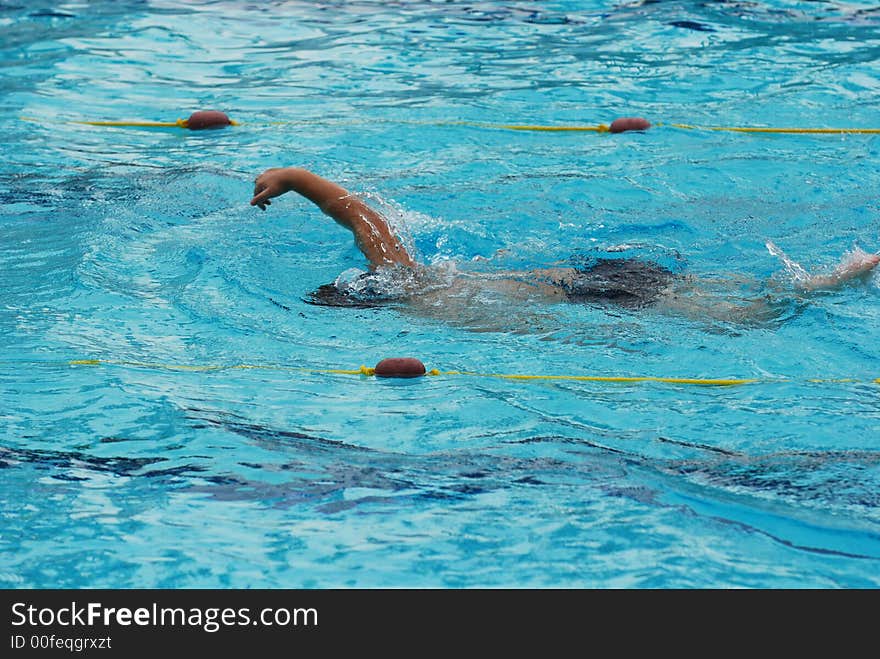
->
xmin=797 ymin=248 xmax=880 ymax=292
xmin=250 ymin=167 xmax=296 ymax=210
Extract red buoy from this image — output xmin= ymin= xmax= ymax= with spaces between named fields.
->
xmin=609 ymin=117 xmax=651 ymax=133
xmin=374 ymin=357 xmax=426 ymax=378
xmin=185 ymin=110 xmax=232 ymax=130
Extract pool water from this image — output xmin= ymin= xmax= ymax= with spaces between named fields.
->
xmin=1 ymin=0 xmax=879 ymax=588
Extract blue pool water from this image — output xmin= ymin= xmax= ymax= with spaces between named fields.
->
xmin=1 ymin=0 xmax=879 ymax=588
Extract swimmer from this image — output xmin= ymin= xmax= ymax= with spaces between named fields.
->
xmin=250 ymin=167 xmax=879 ymax=326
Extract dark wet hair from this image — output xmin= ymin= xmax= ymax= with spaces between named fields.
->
xmin=304 ymin=283 xmax=389 ymax=308
xmin=563 ymin=258 xmax=675 ymax=309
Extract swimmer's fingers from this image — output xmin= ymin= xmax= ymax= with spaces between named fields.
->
xmin=251 ymin=168 xmax=296 ymax=209
xmin=250 ymin=186 xmax=275 ymax=211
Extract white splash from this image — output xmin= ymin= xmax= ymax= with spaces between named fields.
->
xmin=765 ymin=240 xmax=810 ymax=282
xmin=767 ymin=241 xmax=879 ymax=291
xmin=831 ymin=245 xmax=879 ymax=278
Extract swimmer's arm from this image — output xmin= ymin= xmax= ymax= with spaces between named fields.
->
xmin=795 ymin=250 xmax=879 ymax=292
xmin=720 ymin=249 xmax=880 ymax=296
xmin=250 ymin=167 xmax=415 ymax=269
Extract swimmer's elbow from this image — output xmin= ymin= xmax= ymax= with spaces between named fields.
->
xmin=794 ymin=278 xmax=822 ymax=293
xmin=320 ymin=195 xmax=356 ymax=221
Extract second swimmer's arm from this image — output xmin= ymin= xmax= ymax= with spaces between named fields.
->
xmin=250 ymin=167 xmax=415 ymax=269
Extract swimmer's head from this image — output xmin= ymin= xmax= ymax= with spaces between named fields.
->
xmin=306 ymin=270 xmax=404 ymax=308
xmin=305 ymin=283 xmax=387 ymax=308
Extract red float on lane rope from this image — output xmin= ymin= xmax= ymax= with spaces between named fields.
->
xmin=374 ymin=357 xmax=427 ymax=378
xmin=609 ymin=117 xmax=651 ymax=133
xmin=185 ymin=110 xmax=233 ymax=130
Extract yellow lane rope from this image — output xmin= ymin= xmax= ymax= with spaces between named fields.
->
xmin=21 ymin=115 xmax=609 ymax=132
xmin=664 ymin=122 xmax=880 ymax=135
xmin=263 ymin=119 xmax=613 ymax=131
xmin=49 ymin=359 xmax=879 ymax=387
xmin=20 ymin=115 xmax=880 ymax=134
xmin=20 ymin=116 xmax=240 ymax=129
xmin=447 ymin=122 xmax=610 ymax=132
xmin=440 ymin=370 xmax=756 ymax=385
